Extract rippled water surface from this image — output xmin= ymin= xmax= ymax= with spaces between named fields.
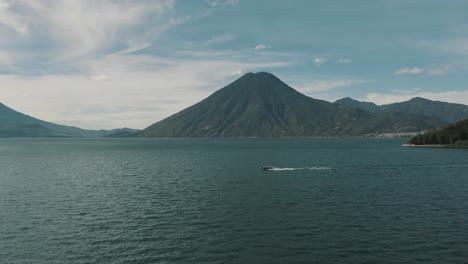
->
xmin=1 ymin=138 xmax=468 ymax=263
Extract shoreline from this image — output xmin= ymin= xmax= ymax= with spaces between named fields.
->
xmin=402 ymin=143 xmax=448 ymax=148
xmin=402 ymin=143 xmax=468 ymax=148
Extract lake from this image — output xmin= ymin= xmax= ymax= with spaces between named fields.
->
xmin=1 ymin=138 xmax=468 ymax=263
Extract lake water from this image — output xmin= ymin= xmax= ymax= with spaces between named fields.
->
xmin=1 ymin=138 xmax=468 ymax=263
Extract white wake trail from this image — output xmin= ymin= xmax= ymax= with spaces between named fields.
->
xmin=268 ymin=166 xmax=333 ymax=171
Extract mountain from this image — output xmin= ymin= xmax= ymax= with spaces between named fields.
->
xmin=334 ymin=97 xmax=380 ymax=112
xmin=137 ymin=72 xmax=448 ymax=137
xmin=407 ymin=118 xmax=468 ymax=147
xmin=105 ymin=129 xmax=139 ymax=137
xmin=381 ymin=97 xmax=468 ymax=123
xmin=334 ymin=97 xmax=468 ymax=123
xmin=0 ymin=102 xmax=137 ymax=137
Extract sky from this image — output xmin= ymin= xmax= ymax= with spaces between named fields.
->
xmin=1 ymin=0 xmax=468 ymax=129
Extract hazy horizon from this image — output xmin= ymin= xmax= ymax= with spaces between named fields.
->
xmin=0 ymin=76 xmax=462 ymax=131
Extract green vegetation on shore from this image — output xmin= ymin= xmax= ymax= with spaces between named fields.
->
xmin=408 ymin=119 xmax=468 ymax=147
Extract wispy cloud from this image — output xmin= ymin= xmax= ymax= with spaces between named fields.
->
xmin=394 ymin=66 xmax=449 ymax=76
xmin=0 ymin=1 xmax=29 ymax=36
xmin=337 ymin=58 xmax=352 ymax=64
xmin=117 ymin=42 xmax=152 ymax=55
xmin=205 ymin=34 xmax=237 ymax=45
xmin=428 ymin=66 xmax=449 ymax=76
xmin=255 ymin=44 xmax=272 ymax=50
xmin=89 ymin=75 xmax=110 ymax=81
xmin=206 ymin=0 xmax=239 ymax=7
xmin=0 ymin=50 xmax=14 ymax=69
xmin=394 ymin=67 xmax=424 ymax=75
xmin=295 ymin=79 xmax=367 ymax=93
xmin=230 ymin=69 xmax=243 ymax=76
xmin=167 ymin=16 xmax=192 ymax=26
xmin=313 ymin=57 xmax=327 ymax=66
xmin=0 ymin=50 xmax=292 ymax=129
xmin=0 ymin=0 xmax=300 ymax=129
xmin=0 ymin=0 xmax=176 ymax=64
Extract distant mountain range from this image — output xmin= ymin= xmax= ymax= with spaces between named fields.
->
xmin=136 ymin=72 xmax=449 ymax=137
xmin=4 ymin=72 xmax=467 ymax=138
xmin=0 ymin=102 xmax=138 ymax=138
xmin=334 ymin=97 xmax=468 ymax=123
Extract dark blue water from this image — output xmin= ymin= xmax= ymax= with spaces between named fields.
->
xmin=1 ymin=138 xmax=468 ymax=263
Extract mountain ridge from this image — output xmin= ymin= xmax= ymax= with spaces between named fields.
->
xmin=2 ymin=72 xmax=458 ymax=138
xmin=136 ymin=72 xmax=448 ymax=137
xmin=334 ymin=97 xmax=468 ymax=123
xmin=0 ymin=102 xmax=138 ymax=138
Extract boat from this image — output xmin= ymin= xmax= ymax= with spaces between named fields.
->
xmin=262 ymin=166 xmax=273 ymax=171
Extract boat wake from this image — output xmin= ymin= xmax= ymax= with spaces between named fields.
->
xmin=267 ymin=166 xmax=333 ymax=171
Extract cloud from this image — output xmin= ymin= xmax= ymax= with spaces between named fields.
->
xmin=313 ymin=57 xmax=327 ymax=66
xmin=0 ymin=0 xmax=176 ymax=62
xmin=394 ymin=67 xmax=448 ymax=76
xmin=0 ymin=1 xmax=29 ymax=36
xmin=295 ymin=79 xmax=367 ymax=93
xmin=361 ymin=90 xmax=468 ymax=105
xmin=255 ymin=44 xmax=272 ymax=50
xmin=0 ymin=50 xmax=14 ymax=68
xmin=117 ymin=42 xmax=152 ymax=55
xmin=0 ymin=51 xmax=291 ymax=129
xmin=337 ymin=58 xmax=352 ymax=64
xmin=89 ymin=75 xmax=110 ymax=81
xmin=394 ymin=67 xmax=424 ymax=75
xmin=0 ymin=0 xmax=298 ymax=130
xmin=167 ymin=16 xmax=192 ymax=26
xmin=428 ymin=67 xmax=448 ymax=76
xmin=230 ymin=69 xmax=243 ymax=76
xmin=206 ymin=0 xmax=239 ymax=7
xmin=205 ymin=34 xmax=237 ymax=45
